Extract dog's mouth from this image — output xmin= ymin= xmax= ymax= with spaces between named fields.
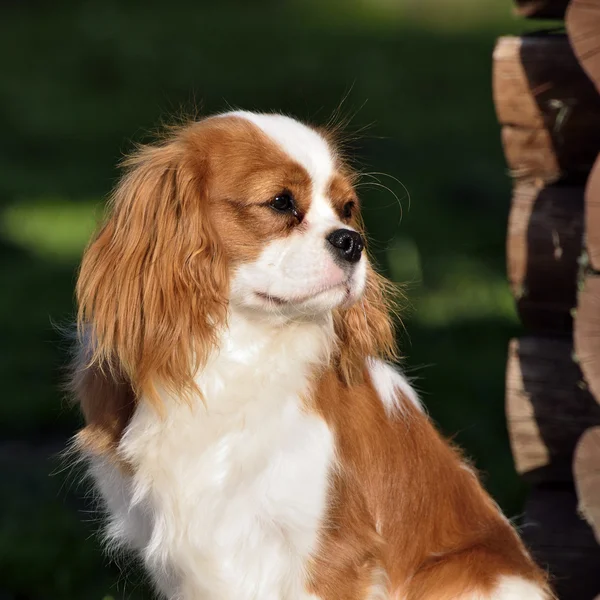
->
xmin=255 ymin=283 xmax=349 ymax=306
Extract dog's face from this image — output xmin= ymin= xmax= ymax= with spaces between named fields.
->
xmin=77 ymin=112 xmax=395 ymax=403
xmin=205 ymin=113 xmax=367 ymax=319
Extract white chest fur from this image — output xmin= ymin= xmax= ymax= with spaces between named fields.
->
xmin=88 ymin=312 xmax=335 ymax=600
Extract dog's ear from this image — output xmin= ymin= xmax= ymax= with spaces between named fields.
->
xmin=76 ymin=135 xmax=228 ymax=411
xmin=334 ymin=262 xmax=398 ymax=384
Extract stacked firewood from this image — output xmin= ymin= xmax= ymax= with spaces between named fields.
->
xmin=493 ymin=1 xmax=600 ymax=598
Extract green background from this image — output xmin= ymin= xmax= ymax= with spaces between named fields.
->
xmin=0 ymin=1 xmax=549 ymax=598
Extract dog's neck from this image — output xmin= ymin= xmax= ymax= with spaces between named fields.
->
xmin=218 ymin=306 xmax=335 ymax=368
xmin=187 ymin=307 xmax=336 ymax=412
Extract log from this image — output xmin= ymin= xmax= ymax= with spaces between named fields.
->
xmin=574 ymin=427 xmax=600 ymax=544
xmin=505 ymin=337 xmax=600 ymax=483
xmin=567 ymin=0 xmax=600 ymax=94
xmin=574 ymin=275 xmax=600 ymax=405
xmin=494 ymin=35 xmax=600 ymax=183
xmin=514 ymin=0 xmax=569 ymax=19
xmin=500 ymin=126 xmax=560 ymax=182
xmin=507 ymin=181 xmax=584 ymax=333
xmin=493 ymin=36 xmax=597 ymax=130
xmin=585 ymin=155 xmax=600 ymax=271
xmin=521 ymin=486 xmax=600 ymax=600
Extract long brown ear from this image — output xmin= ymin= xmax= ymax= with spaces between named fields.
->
xmin=76 ymin=134 xmax=228 ymax=410
xmin=70 ymin=340 xmax=136 ymax=460
xmin=333 ymin=261 xmax=398 ymax=383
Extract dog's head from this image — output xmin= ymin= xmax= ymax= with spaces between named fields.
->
xmin=77 ymin=112 xmax=396 ymax=406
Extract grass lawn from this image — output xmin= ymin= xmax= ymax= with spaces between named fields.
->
xmin=0 ymin=1 xmax=541 ymax=597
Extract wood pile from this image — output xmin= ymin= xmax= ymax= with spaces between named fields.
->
xmin=493 ymin=1 xmax=600 ymax=597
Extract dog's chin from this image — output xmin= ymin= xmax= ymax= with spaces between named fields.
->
xmin=231 ymin=282 xmax=362 ymax=321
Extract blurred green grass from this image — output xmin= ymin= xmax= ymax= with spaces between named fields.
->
xmin=1 ymin=199 xmax=100 ymax=262
xmin=0 ymin=0 xmax=538 ymax=598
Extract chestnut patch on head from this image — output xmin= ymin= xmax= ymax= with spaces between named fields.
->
xmin=203 ymin=117 xmax=313 ymax=264
xmin=327 ymin=173 xmax=358 ymax=223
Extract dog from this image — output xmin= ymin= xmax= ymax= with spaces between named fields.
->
xmin=71 ymin=111 xmax=552 ymax=599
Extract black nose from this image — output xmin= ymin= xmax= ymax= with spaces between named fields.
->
xmin=326 ymin=229 xmax=364 ymax=264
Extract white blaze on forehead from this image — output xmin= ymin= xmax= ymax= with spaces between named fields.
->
xmin=229 ymin=112 xmax=343 ymax=226
xmin=228 ymin=111 xmax=335 ymax=197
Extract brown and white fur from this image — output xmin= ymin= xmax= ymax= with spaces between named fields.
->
xmin=71 ymin=112 xmax=552 ymax=600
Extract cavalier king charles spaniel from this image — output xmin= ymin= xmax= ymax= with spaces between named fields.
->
xmin=71 ymin=112 xmax=552 ymax=600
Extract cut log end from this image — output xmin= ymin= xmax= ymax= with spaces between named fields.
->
xmin=574 ymin=275 xmax=600 ymax=406
xmin=574 ymin=427 xmax=600 ymax=544
xmin=507 ymin=182 xmax=584 ymax=334
xmin=585 ymin=156 xmax=600 ymax=272
xmin=493 ymin=35 xmax=600 ymax=183
xmin=567 ymin=0 xmax=600 ymax=94
xmin=506 ymin=337 xmax=600 ymax=483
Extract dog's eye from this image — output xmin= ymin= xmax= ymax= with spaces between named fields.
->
xmin=342 ymin=201 xmax=355 ymax=220
xmin=270 ymin=192 xmax=295 ymax=213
